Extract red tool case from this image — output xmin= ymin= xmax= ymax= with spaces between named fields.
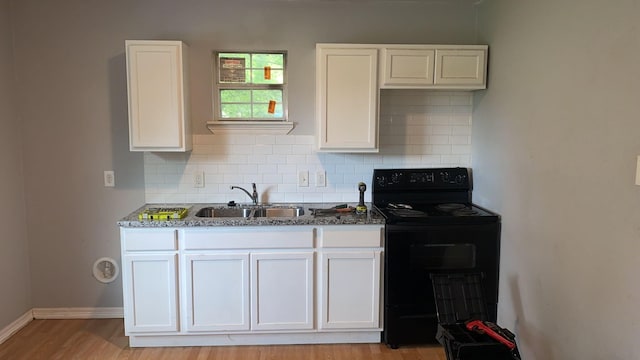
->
xmin=431 ymin=273 xmax=522 ymax=360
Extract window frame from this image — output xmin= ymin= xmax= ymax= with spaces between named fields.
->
xmin=212 ymin=50 xmax=288 ymax=122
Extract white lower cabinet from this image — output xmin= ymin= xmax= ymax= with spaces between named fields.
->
xmin=317 ymin=225 xmax=384 ymax=331
xmin=251 ymin=252 xmax=314 ymax=331
xmin=120 ymin=224 xmax=384 ymax=347
xmin=319 ymin=250 xmax=381 ymax=329
xmin=184 ymin=253 xmax=250 ymax=332
xmin=121 ymin=228 xmax=179 ymax=335
xmin=122 ymin=254 xmax=179 ymax=333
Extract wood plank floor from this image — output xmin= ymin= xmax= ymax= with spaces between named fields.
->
xmin=0 ymin=319 xmax=447 ymax=360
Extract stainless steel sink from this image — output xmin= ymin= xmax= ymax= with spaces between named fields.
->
xmin=264 ymin=206 xmax=304 ymax=217
xmin=195 ymin=206 xmax=304 ymax=218
xmin=195 ymin=207 xmax=252 ymax=218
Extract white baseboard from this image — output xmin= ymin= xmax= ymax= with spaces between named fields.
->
xmin=32 ymin=307 xmax=124 ymax=319
xmin=0 ymin=310 xmax=34 ymax=344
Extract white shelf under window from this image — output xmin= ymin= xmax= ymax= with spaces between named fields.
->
xmin=207 ymin=121 xmax=294 ymax=135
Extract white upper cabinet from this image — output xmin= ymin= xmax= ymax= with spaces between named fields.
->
xmin=316 ymin=45 xmax=379 ymax=152
xmin=382 ymin=48 xmax=435 ymax=86
xmin=125 ymin=40 xmax=192 ymax=152
xmin=435 ymin=48 xmax=486 ymax=87
xmin=380 ymin=45 xmax=488 ymax=89
xmin=316 ymin=43 xmax=487 ymax=153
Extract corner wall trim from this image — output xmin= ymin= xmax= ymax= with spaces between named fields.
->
xmin=0 ymin=310 xmax=34 ymax=345
xmin=32 ymin=307 xmax=124 ymax=319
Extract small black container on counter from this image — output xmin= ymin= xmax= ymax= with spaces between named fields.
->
xmin=431 ymin=273 xmax=521 ymax=360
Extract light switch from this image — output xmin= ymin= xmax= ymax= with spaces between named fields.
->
xmin=316 ymin=171 xmax=326 ymax=187
xmin=194 ymin=171 xmax=205 ymax=188
xmin=298 ymin=171 xmax=309 ymax=187
xmin=104 ymin=171 xmax=115 ymax=187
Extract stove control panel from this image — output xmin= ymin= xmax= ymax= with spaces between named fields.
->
xmin=373 ymin=168 xmax=470 ymax=190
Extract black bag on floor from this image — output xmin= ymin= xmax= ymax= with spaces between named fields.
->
xmin=431 ymin=273 xmax=522 ymax=360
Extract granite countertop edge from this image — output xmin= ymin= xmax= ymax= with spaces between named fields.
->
xmin=117 ymin=202 xmax=385 ymax=228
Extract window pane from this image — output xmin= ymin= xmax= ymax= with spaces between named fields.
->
xmin=218 ymin=53 xmax=250 ymax=84
xmin=252 ymin=90 xmax=282 ymax=103
xmin=252 ymin=69 xmax=284 ymax=85
xmin=220 ymin=90 xmax=251 ymax=103
xmin=221 ymin=104 xmax=252 ymax=118
xmin=253 ymin=103 xmax=283 ymax=118
xmin=252 ymin=54 xmax=284 ymax=69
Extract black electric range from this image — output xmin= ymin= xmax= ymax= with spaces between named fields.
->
xmin=372 ymin=168 xmax=501 ymax=349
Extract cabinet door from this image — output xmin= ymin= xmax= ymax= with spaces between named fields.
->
xmin=319 ymin=250 xmax=382 ymax=330
xmin=184 ymin=253 xmax=250 ymax=332
xmin=122 ymin=254 xmax=179 ymax=333
xmin=250 ymin=252 xmax=314 ymax=330
xmin=434 ymin=49 xmax=486 ymax=87
xmin=381 ymin=48 xmax=435 ymax=86
xmin=126 ymin=40 xmax=191 ymax=152
xmin=316 ymin=46 xmax=378 ymax=152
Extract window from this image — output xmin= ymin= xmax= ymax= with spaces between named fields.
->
xmin=209 ymin=51 xmax=292 ymax=134
xmin=213 ymin=51 xmax=287 ymax=122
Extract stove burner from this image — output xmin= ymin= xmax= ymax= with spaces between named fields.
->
xmin=435 ymin=203 xmax=480 ymax=216
xmin=451 ymin=208 xmax=479 ymax=216
xmin=388 ymin=209 xmax=429 ymax=217
xmin=387 ymin=203 xmax=413 ymax=210
xmin=435 ymin=203 xmax=466 ymax=212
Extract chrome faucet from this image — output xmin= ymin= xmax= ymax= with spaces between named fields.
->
xmin=230 ymin=183 xmax=259 ymax=205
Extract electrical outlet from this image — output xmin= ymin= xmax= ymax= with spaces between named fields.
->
xmin=194 ymin=171 xmax=205 ymax=188
xmin=298 ymin=170 xmax=309 ymax=187
xmin=104 ymin=170 xmax=115 ymax=187
xmin=316 ymin=170 xmax=326 ymax=187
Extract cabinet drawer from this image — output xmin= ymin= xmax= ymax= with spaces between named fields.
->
xmin=183 ymin=227 xmax=314 ymax=250
xmin=122 ymin=229 xmax=177 ymax=251
xmin=318 ymin=226 xmax=383 ymax=248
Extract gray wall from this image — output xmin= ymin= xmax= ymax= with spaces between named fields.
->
xmin=475 ymin=1 xmax=640 ymax=359
xmin=0 ymin=0 xmax=31 ymax=328
xmin=6 ymin=0 xmax=477 ymax=317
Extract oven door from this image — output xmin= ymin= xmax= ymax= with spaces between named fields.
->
xmin=383 ymin=222 xmax=500 ymax=347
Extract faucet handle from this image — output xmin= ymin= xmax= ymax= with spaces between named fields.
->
xmin=251 ymin=183 xmax=258 ymax=204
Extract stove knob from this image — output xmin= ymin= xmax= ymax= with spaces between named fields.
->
xmin=376 ymin=176 xmax=386 ymax=187
xmin=426 ymin=173 xmax=434 ymax=183
xmin=455 ymin=174 xmax=465 ymax=184
xmin=440 ymin=172 xmax=450 ymax=182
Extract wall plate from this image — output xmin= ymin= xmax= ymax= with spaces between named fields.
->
xmin=92 ymin=257 xmax=119 ymax=284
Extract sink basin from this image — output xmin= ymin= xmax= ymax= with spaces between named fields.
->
xmin=264 ymin=206 xmax=304 ymax=217
xmin=195 ymin=207 xmax=253 ymax=218
xmin=195 ymin=206 xmax=304 ymax=218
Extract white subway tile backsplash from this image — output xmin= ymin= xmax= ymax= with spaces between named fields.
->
xmin=432 ymin=125 xmax=452 ymax=135
xmin=451 ymin=145 xmax=471 ymax=154
xmin=144 ymin=92 xmax=475 ymax=203
xmin=427 ymin=115 xmax=450 ymax=125
xmin=431 ymin=145 xmax=453 ymax=154
xmin=452 ymin=126 xmax=471 ymax=136
xmin=272 ymin=144 xmax=293 ymax=155
xmin=451 ymin=94 xmax=473 ymax=106
xmin=429 ymin=135 xmax=450 ymax=145
xmin=427 ymin=95 xmax=452 ymax=105
xmin=450 ymin=136 xmax=471 ymax=145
